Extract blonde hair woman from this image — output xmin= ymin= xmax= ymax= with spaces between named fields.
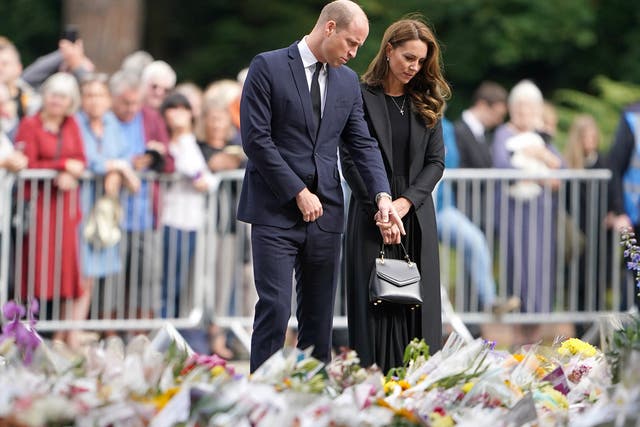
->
xmin=565 ymin=114 xmax=602 ymax=169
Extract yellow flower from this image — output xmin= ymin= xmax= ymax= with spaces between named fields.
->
xmin=535 ymin=367 xmax=548 ymax=378
xmin=396 ymin=408 xmax=419 ymax=423
xmin=558 ymin=338 xmax=597 ymax=357
xmin=384 ymin=380 xmax=398 ymax=394
xmin=210 ymin=365 xmax=226 ymax=377
xmin=398 ymin=380 xmax=411 ymax=390
xmin=430 ymin=413 xmax=455 ymax=427
xmin=150 ymin=387 xmax=180 ymax=410
xmin=461 ymin=382 xmax=474 ymax=393
xmin=513 ymin=353 xmax=524 ymax=362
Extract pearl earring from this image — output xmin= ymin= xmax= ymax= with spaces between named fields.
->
xmin=386 ymin=56 xmax=389 ymax=61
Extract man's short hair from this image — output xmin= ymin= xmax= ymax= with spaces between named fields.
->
xmin=109 ymin=69 xmax=141 ymax=96
xmin=472 ymin=81 xmax=507 ymax=106
xmin=317 ymin=0 xmax=364 ymax=30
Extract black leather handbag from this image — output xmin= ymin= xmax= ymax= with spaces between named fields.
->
xmin=368 ymin=242 xmax=422 ymax=306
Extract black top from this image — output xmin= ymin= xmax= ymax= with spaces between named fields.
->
xmin=197 ymin=141 xmax=222 ymax=163
xmin=385 ymin=94 xmax=411 ymax=175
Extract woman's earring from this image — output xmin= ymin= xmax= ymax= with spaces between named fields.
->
xmin=386 ymin=56 xmax=389 ymax=62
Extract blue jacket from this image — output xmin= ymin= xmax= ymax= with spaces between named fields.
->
xmin=237 ymin=42 xmax=390 ymax=232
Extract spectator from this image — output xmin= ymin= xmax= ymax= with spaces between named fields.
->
xmin=565 ymin=114 xmax=604 ymax=171
xmin=109 ymin=69 xmax=172 ymax=319
xmin=605 ymin=100 xmax=640 ymax=309
xmin=200 ymin=100 xmax=245 ymax=172
xmin=175 ymin=82 xmax=204 ymax=140
xmin=204 ymin=80 xmax=241 ymax=112
xmin=203 ymin=79 xmax=243 ymax=147
xmin=120 ymin=50 xmax=154 ymax=78
xmin=158 ymin=93 xmax=213 ymax=317
xmin=198 ymin=96 xmax=246 ymax=359
xmin=15 ymin=72 xmax=86 ymax=344
xmin=492 ymin=80 xmax=563 ymax=316
xmin=0 ymin=113 xmax=27 ymax=225
xmin=140 ymin=60 xmax=176 ymax=111
xmin=75 ymin=72 xmax=140 ymax=334
xmin=21 ymin=38 xmax=94 ymax=89
xmin=564 ymin=114 xmax=608 ymax=311
xmin=0 ymin=40 xmax=41 ymax=138
xmin=453 ymin=81 xmax=507 ymax=228
xmin=454 ymin=81 xmax=507 ymax=169
xmin=437 ymin=116 xmax=519 ymax=315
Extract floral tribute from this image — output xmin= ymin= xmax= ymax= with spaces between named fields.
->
xmin=1 ymin=296 xmax=639 ymax=425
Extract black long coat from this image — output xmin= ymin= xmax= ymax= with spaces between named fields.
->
xmin=339 ymin=84 xmax=445 ymax=370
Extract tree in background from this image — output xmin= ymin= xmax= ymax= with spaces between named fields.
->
xmin=2 ymin=0 xmax=640 ymax=134
xmin=553 ymin=77 xmax=640 ymax=152
xmin=0 ymin=0 xmax=61 ymax=66
xmin=64 ymin=0 xmax=144 ymax=73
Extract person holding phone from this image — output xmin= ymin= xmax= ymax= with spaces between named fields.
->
xmin=21 ymin=25 xmax=95 ymax=89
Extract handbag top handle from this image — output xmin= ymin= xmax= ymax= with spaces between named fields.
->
xmin=379 ymin=242 xmax=414 ymax=266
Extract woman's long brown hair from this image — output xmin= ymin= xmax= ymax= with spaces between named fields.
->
xmin=362 ymin=17 xmax=450 ymax=128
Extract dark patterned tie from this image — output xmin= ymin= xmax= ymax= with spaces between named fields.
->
xmin=311 ymin=62 xmax=322 ymax=134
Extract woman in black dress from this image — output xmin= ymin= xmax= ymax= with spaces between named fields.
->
xmin=340 ymin=18 xmax=450 ymax=372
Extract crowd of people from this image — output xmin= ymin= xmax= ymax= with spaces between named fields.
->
xmin=0 ymin=0 xmax=638 ymax=371
xmin=0 ymin=35 xmax=246 ymax=355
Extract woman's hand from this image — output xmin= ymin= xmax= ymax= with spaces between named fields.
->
xmin=132 ymin=154 xmax=152 ymax=171
xmin=392 ymin=197 xmax=413 ymax=219
xmin=65 ymin=158 xmax=85 ymax=177
xmin=104 ymin=171 xmax=122 ymax=197
xmin=3 ymin=151 xmax=28 ymax=172
xmin=380 ymin=223 xmax=401 ymax=245
xmin=207 ymin=152 xmax=242 ymax=172
xmin=193 ymin=175 xmax=209 ymax=192
xmin=55 ymin=171 xmax=78 ymax=191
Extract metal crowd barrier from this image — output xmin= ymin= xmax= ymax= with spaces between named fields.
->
xmin=1 ymin=169 xmax=208 ymax=331
xmin=0 ymin=168 xmax=634 ymax=342
xmin=437 ymin=168 xmax=634 ymax=325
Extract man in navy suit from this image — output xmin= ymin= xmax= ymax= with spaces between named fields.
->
xmin=238 ymin=0 xmax=404 ymax=372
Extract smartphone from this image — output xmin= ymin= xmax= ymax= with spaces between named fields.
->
xmin=61 ymin=25 xmax=79 ymax=43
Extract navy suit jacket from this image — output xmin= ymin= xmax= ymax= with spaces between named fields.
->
xmin=238 ymin=42 xmax=390 ymax=232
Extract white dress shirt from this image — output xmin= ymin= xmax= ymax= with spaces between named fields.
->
xmin=462 ymin=109 xmax=486 ymax=143
xmin=298 ymin=37 xmax=327 ymax=117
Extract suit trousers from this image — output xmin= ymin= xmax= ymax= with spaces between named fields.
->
xmin=250 ymin=221 xmax=342 ymax=372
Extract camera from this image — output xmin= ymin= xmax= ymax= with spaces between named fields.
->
xmin=61 ymin=25 xmax=79 ymax=43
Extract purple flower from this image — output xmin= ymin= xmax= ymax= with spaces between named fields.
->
xmin=622 ymin=229 xmax=640 ymax=294
xmin=2 ymin=301 xmax=26 ymax=320
xmin=0 ymin=300 xmax=41 ymax=365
